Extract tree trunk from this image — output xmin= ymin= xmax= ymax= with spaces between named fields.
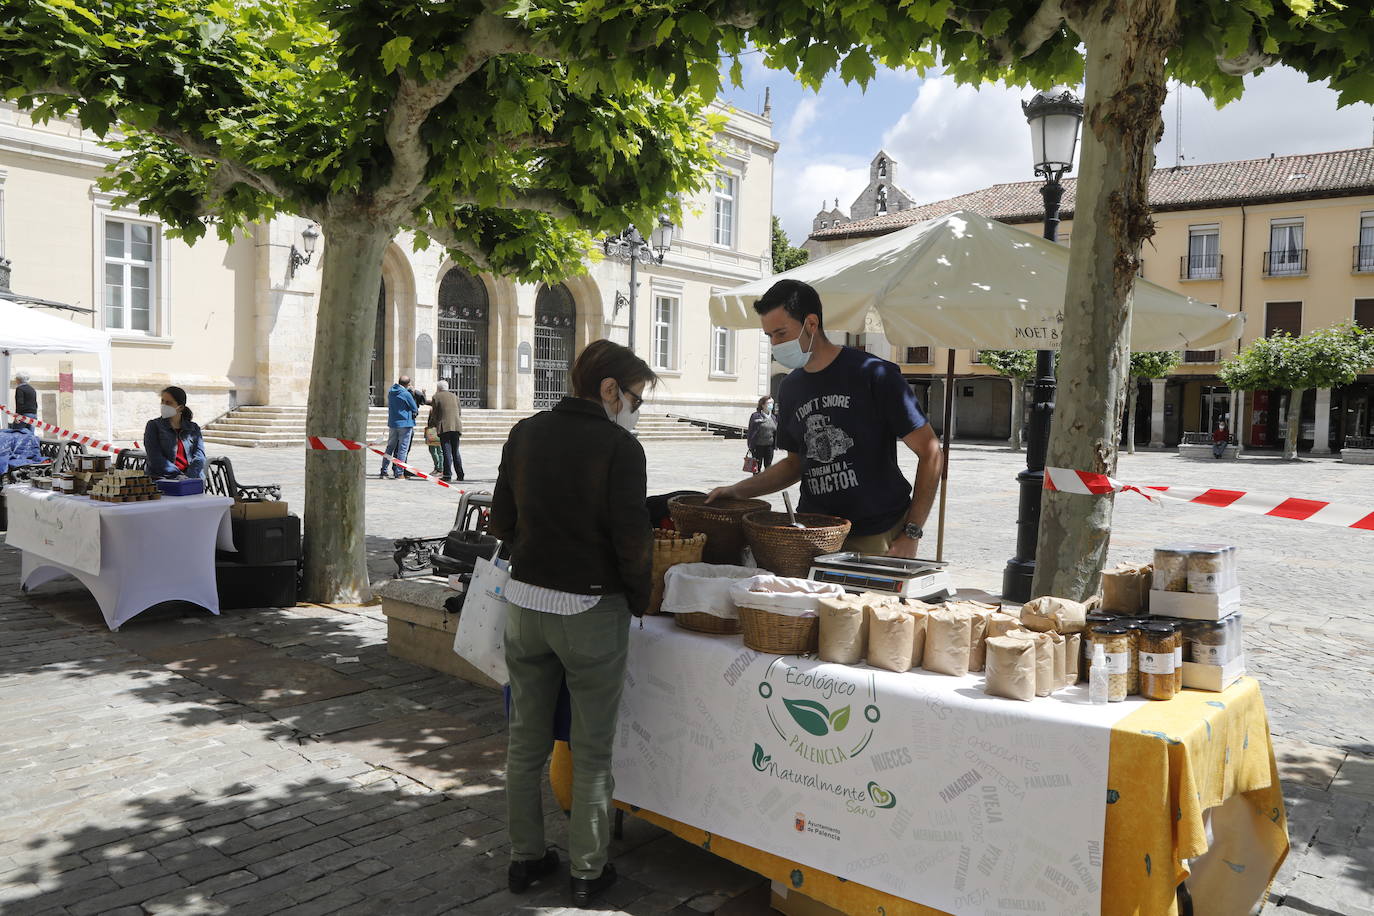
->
xmin=1125 ymin=376 xmax=1138 ymax=454
xmin=301 ymin=221 xmax=395 ymax=604
xmin=1032 ymin=0 xmax=1177 ymax=601
xmin=1284 ymin=388 xmax=1303 ymax=460
xmin=1010 ymin=376 xmax=1025 ymax=451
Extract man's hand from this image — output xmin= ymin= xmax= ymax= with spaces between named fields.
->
xmin=885 ymin=534 xmax=921 ymax=560
xmin=705 ymin=485 xmax=739 ymax=504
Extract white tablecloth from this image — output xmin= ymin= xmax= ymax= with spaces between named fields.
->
xmin=614 ymin=617 xmax=1145 ymax=916
xmin=6 ymin=486 xmax=235 ymax=629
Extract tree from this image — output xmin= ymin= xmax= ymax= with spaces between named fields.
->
xmin=979 ymin=350 xmax=1035 ymax=451
xmin=9 ymin=0 xmax=1374 ymax=603
xmin=771 ymin=216 xmax=809 ymax=273
xmin=1123 ymin=352 xmax=1180 ymax=454
xmin=1219 ymin=323 xmax=1372 ymax=460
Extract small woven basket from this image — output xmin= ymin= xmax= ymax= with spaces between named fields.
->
xmin=647 ymin=530 xmax=706 ymax=615
xmin=674 ymin=612 xmax=742 ymax=635
xmin=738 ymin=605 xmax=819 ymax=655
xmin=668 ymin=495 xmax=770 ymax=565
xmin=742 ymin=511 xmax=852 ymax=578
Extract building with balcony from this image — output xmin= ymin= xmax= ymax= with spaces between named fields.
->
xmin=806 ymin=147 xmax=1374 ymax=453
xmin=0 ymin=102 xmax=776 ymax=440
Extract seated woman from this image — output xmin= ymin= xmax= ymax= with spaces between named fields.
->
xmin=143 ymin=386 xmax=206 ymax=479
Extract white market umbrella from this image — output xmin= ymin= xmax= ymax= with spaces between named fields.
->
xmin=711 ymin=209 xmax=1244 ymax=350
xmin=0 ymin=299 xmax=115 ymax=441
xmin=711 ymin=209 xmax=1244 ymax=565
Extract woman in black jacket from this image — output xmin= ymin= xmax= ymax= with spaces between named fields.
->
xmin=746 ymin=394 xmax=778 ymax=471
xmin=490 ymin=339 xmax=656 ymax=908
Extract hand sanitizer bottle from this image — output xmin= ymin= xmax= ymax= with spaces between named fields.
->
xmin=1089 ymin=644 xmax=1109 ymax=705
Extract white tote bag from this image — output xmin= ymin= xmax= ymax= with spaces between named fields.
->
xmin=452 ymin=554 xmax=512 ymax=685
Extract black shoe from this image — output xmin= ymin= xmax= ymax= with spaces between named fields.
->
xmin=571 ymin=863 xmax=616 ymax=908
xmin=508 ymin=848 xmax=558 ymax=894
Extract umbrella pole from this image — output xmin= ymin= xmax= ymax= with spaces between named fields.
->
xmin=936 ymin=350 xmax=954 ymax=562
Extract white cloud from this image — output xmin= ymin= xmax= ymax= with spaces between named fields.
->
xmin=785 ymin=94 xmax=824 ymax=149
xmin=774 ymin=158 xmax=870 ymax=243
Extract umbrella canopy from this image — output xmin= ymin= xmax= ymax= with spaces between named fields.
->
xmin=0 ymin=299 xmax=115 ymax=440
xmin=711 ymin=209 xmax=1243 ymax=350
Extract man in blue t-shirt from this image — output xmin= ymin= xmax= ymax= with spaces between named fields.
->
xmin=708 ymin=280 xmax=942 ymax=558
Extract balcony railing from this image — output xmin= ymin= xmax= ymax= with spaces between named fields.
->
xmin=1179 ymin=253 xmax=1222 ymax=280
xmin=1183 ymin=350 xmax=1218 ymax=363
xmin=1354 ymin=244 xmax=1374 ymax=273
xmin=1263 ymin=249 xmax=1307 ymax=277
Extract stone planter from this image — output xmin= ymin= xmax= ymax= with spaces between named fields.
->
xmin=1342 ymin=448 xmax=1374 ymax=465
xmin=376 ymin=577 xmax=501 ymax=690
xmin=1178 ymin=443 xmax=1238 ymax=460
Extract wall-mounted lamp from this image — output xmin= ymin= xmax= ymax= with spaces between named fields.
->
xmin=288 ymin=223 xmax=320 ymax=279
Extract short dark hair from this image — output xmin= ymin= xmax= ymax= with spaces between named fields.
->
xmin=753 ymin=279 xmax=823 ymax=328
xmin=570 ymin=339 xmax=659 ymax=400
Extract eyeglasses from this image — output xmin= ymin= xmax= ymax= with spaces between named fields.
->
xmin=619 ymin=384 xmax=644 ymax=413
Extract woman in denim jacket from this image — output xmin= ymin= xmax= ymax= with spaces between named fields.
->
xmin=143 ymin=386 xmax=206 ymax=479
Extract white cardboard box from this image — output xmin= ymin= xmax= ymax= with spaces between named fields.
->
xmin=1147 ymin=586 xmax=1241 ymax=621
xmin=1183 ymin=655 xmax=1246 ymax=691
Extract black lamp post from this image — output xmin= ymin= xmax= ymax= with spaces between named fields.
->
xmin=1002 ymin=86 xmax=1084 ymax=603
xmin=602 ymin=216 xmax=675 ymax=352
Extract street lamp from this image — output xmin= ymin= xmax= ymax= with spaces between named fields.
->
xmin=602 ymin=215 xmax=674 ymax=352
xmin=288 ymin=222 xmax=320 ymax=280
xmin=1002 ymin=86 xmax=1084 ymax=603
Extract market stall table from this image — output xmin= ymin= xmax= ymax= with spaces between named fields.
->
xmin=4 ymin=485 xmax=235 ymax=629
xmin=554 ymin=617 xmax=1286 ymax=916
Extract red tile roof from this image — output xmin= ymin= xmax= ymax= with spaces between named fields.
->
xmin=811 ymin=146 xmax=1374 ymax=241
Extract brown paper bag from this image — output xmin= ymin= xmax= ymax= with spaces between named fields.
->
xmin=967 ymin=609 xmax=991 ymax=673
xmin=984 ymin=636 xmax=1037 ymax=702
xmin=1003 ymin=630 xmax=1054 ymax=696
xmin=986 ymin=612 xmax=1021 ymax=639
xmin=867 ymin=606 xmax=915 ymax=672
xmin=1047 ymin=631 xmax=1067 ymax=689
xmin=924 ymin=608 xmax=973 ymax=676
xmin=907 ymin=605 xmax=930 ymax=668
xmin=1020 ymin=596 xmax=1098 ymax=634
xmin=1066 ymin=633 xmax=1081 ymax=684
xmin=1101 ymin=563 xmax=1151 ymax=614
xmin=818 ymin=597 xmax=867 ymax=665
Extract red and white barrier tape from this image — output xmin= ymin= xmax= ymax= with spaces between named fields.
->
xmin=307 ymin=435 xmax=465 ymax=492
xmin=1045 ymin=466 xmax=1374 ymax=531
xmin=0 ymin=405 xmax=136 ymax=453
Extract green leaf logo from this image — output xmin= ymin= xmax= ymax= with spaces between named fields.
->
xmin=829 ymin=705 xmax=851 ymax=733
xmin=751 ymin=744 xmax=772 ymax=772
xmin=867 ymin=781 xmax=896 ymax=809
xmin=783 ymin=699 xmax=831 ymax=736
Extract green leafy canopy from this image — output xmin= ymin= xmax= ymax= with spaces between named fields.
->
xmin=1219 ymin=323 xmax=1373 ymax=392
xmin=771 ymin=217 xmax=810 ymax=273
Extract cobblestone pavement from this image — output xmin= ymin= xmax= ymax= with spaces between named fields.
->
xmin=1 ymin=438 xmax=1370 ymax=914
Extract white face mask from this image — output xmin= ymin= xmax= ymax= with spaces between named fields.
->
xmin=764 ymin=401 xmax=774 ymax=412
xmin=160 ymin=404 xmax=177 ymax=419
xmin=605 ymin=388 xmax=640 ymax=433
xmin=772 ymin=325 xmax=814 ymax=370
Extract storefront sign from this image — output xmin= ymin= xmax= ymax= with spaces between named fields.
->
xmin=615 ymin=619 xmax=1134 ymax=916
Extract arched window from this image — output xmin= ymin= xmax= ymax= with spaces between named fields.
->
xmin=534 ymin=283 xmax=576 ymax=408
xmin=876 ymin=184 xmax=888 ymax=214
xmin=877 ymin=157 xmax=888 ymax=178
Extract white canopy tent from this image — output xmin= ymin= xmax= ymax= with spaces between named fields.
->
xmin=712 ymin=209 xmax=1244 ymax=349
xmin=1 ymin=300 xmax=115 ymax=440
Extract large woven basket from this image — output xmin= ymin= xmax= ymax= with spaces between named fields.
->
xmin=674 ymin=612 xmax=742 ymax=635
xmin=647 ymin=530 xmax=706 ymax=615
xmin=742 ymin=511 xmax=852 ymax=578
xmin=668 ymin=495 xmax=770 ymax=565
xmin=738 ymin=605 xmax=819 ymax=655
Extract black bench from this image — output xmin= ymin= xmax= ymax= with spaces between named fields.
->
xmin=392 ymin=490 xmax=493 ymax=578
xmin=114 ymin=450 xmax=281 ymax=501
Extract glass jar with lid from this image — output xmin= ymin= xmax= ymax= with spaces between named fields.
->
xmin=1089 ymin=625 xmax=1130 ymax=702
xmin=1138 ymin=623 xmax=1179 ymax=701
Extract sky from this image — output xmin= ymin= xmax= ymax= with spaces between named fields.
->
xmin=717 ymin=57 xmax=1374 ymax=244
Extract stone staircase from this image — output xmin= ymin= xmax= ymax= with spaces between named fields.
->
xmin=201 ymin=405 xmax=726 ymax=448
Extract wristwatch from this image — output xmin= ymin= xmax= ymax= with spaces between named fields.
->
xmin=902 ymin=523 xmax=924 ymax=540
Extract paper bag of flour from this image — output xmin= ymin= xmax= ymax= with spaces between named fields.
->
xmin=986 ymin=611 xmax=1022 ymax=639
xmin=1066 ymin=633 xmax=1081 ymax=684
xmin=1047 ymin=631 xmax=1067 ymax=689
xmin=1020 ymin=596 xmax=1098 ymax=634
xmin=924 ymin=608 xmax=973 ymax=676
xmin=818 ymin=596 xmax=867 ymax=665
xmin=1101 ymin=563 xmax=1151 ymax=614
xmin=967 ymin=608 xmax=991 ymax=672
xmin=984 ymin=636 xmax=1037 ymax=702
xmin=867 ymin=606 xmax=915 ymax=672
xmin=1004 ymin=629 xmax=1055 ymax=696
xmin=906 ymin=604 xmax=931 ymax=668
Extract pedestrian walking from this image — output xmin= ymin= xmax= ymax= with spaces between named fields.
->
xmin=490 ymin=339 xmax=655 ymax=908
xmin=746 ymin=395 xmax=777 ymax=472
xmin=11 ymin=369 xmax=37 ymax=432
xmin=426 ymin=379 xmax=464 ymax=481
xmin=379 ymin=375 xmax=418 ymax=479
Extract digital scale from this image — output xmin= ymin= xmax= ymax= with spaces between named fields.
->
xmin=807 ymin=552 xmax=956 ymax=601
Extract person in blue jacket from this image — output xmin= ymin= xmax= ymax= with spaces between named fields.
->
xmin=143 ymin=386 xmax=206 ymax=479
xmin=380 ymin=375 xmax=419 ymax=479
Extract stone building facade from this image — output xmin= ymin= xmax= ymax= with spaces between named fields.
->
xmin=807 ymin=147 xmax=1374 ymax=453
xmin=1 ymin=103 xmax=776 ymax=438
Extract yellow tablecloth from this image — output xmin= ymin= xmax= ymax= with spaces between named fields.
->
xmin=552 ymin=676 xmax=1287 ymax=916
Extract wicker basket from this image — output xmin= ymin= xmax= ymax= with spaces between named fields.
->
xmin=647 ymin=530 xmax=706 ymax=615
xmin=674 ymin=612 xmax=742 ymax=635
xmin=738 ymin=605 xmax=819 ymax=654
xmin=742 ymin=511 xmax=852 ymax=578
xmin=668 ymin=495 xmax=770 ymax=565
